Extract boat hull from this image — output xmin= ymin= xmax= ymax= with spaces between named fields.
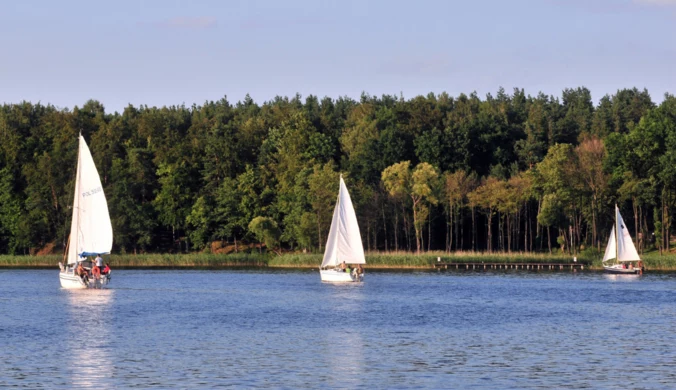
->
xmin=603 ymin=265 xmax=642 ymax=275
xmin=59 ymin=270 xmax=111 ymax=289
xmin=320 ymin=269 xmax=363 ymax=282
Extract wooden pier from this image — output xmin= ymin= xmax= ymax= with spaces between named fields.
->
xmin=434 ymin=262 xmax=587 ymax=271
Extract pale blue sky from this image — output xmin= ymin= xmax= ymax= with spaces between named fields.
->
xmin=1 ymin=0 xmax=675 ymax=113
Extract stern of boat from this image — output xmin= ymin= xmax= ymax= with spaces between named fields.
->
xmin=59 ymin=270 xmax=88 ymax=289
xmin=603 ymin=264 xmax=642 ymax=275
xmin=59 ymin=268 xmax=111 ymax=289
xmin=320 ymin=269 xmax=364 ymax=282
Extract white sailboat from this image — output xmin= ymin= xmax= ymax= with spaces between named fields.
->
xmin=58 ymin=135 xmax=114 ymax=289
xmin=602 ymin=205 xmax=643 ymax=275
xmin=319 ymin=175 xmax=366 ymax=282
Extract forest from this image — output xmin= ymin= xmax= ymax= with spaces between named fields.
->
xmin=0 ymin=87 xmax=674 ymax=257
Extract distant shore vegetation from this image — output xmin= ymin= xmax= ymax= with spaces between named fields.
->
xmin=3 ymin=251 xmax=676 ymax=270
xmin=1 ymin=88 xmax=676 ymax=262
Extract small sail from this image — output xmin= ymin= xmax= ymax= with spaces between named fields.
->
xmin=320 ymin=176 xmax=365 ymax=267
xmin=602 ymin=226 xmax=616 ymax=262
xmin=616 ymin=207 xmax=640 ymax=261
xmin=66 ymin=136 xmax=113 ymax=264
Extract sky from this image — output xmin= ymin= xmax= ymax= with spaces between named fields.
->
xmin=1 ymin=0 xmax=675 ymax=113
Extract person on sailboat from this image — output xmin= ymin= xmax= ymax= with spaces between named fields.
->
xmin=103 ymin=263 xmax=111 ymax=275
xmin=351 ymin=264 xmax=361 ymax=278
xmin=95 ymin=254 xmax=104 ymax=269
xmin=339 ymin=261 xmax=347 ymax=272
xmin=76 ymin=262 xmax=89 ymax=284
xmin=91 ymin=263 xmax=101 ymax=280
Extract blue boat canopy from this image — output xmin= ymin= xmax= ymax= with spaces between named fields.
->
xmin=79 ymin=251 xmax=110 ymax=257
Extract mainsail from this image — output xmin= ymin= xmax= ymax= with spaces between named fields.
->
xmin=66 ymin=135 xmax=113 ymax=265
xmin=320 ymin=176 xmax=365 ymax=268
xmin=616 ymin=207 xmax=640 ymax=261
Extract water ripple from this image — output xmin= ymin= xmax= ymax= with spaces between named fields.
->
xmin=1 ymin=269 xmax=676 ymax=388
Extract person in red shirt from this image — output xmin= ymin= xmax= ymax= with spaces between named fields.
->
xmin=91 ymin=264 xmax=101 ymax=279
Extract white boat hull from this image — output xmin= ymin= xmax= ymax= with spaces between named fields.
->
xmin=603 ymin=264 xmax=642 ymax=275
xmin=320 ymin=269 xmax=363 ymax=282
xmin=59 ymin=270 xmax=111 ymax=289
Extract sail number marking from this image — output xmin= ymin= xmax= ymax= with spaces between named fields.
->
xmin=82 ymin=186 xmax=103 ymax=197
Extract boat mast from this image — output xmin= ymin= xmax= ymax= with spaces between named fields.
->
xmin=615 ymin=204 xmax=619 ymax=265
xmin=62 ymin=235 xmax=70 ymax=265
xmin=73 ymin=136 xmax=82 ymax=265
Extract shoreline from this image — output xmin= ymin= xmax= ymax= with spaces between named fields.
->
xmin=2 ymin=264 xmax=674 ymax=271
xmin=2 ymin=252 xmax=676 ymax=271
xmin=2 ymin=264 xmax=674 ymax=272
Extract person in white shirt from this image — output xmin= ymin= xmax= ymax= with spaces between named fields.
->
xmin=95 ymin=254 xmax=104 ymax=269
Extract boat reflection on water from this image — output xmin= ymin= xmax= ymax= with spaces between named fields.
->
xmin=318 ymin=329 xmax=364 ymax=388
xmin=603 ymin=273 xmax=641 ymax=282
xmin=316 ymin=283 xmax=365 ymax=388
xmin=65 ymin=289 xmax=114 ymax=388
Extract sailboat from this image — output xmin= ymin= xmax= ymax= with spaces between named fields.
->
xmin=319 ymin=175 xmax=366 ymax=282
xmin=602 ymin=205 xmax=643 ymax=275
xmin=58 ymin=135 xmax=114 ymax=289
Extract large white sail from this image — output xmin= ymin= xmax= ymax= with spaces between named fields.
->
xmin=602 ymin=225 xmax=616 ymax=262
xmin=66 ymin=136 xmax=113 ymax=264
xmin=616 ymin=207 xmax=640 ymax=262
xmin=320 ymin=176 xmax=365 ymax=268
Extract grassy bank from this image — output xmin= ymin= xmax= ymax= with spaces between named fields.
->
xmin=2 ymin=250 xmax=676 ymax=270
xmin=0 ymin=253 xmax=268 ymax=268
xmin=269 ymin=251 xmax=587 ymax=268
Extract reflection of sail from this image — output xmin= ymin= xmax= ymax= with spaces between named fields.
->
xmin=603 ymin=273 xmax=639 ymax=282
xmin=317 ymin=284 xmax=364 ymax=387
xmin=65 ymin=290 xmax=114 ymax=388
xmin=320 ymin=329 xmax=364 ymax=388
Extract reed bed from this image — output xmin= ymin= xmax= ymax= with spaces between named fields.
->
xmin=0 ymin=255 xmax=62 ymax=267
xmin=268 ymin=251 xmax=587 ymax=268
xmin=268 ymin=254 xmax=322 ymax=267
xmin=416 ymin=250 xmax=582 ymax=264
xmin=636 ymin=252 xmax=676 ymax=271
xmin=107 ymin=253 xmax=268 ymax=268
xmin=0 ymin=253 xmax=268 ymax=268
xmin=4 ymin=250 xmax=676 ymax=270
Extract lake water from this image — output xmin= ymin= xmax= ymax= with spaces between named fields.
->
xmin=1 ymin=269 xmax=676 ymax=389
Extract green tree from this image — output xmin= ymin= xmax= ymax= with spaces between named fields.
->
xmin=307 ymin=163 xmax=340 ymax=250
xmin=0 ymin=167 xmax=29 ymax=253
xmin=153 ymin=162 xmax=195 ymax=251
xmin=382 ymin=161 xmax=439 ymax=253
xmin=108 ymin=148 xmax=157 ymax=253
xmin=468 ymin=176 xmax=504 ymax=252
xmin=248 ymin=216 xmax=281 ymax=253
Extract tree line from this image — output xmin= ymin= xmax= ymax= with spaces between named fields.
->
xmin=0 ymin=87 xmax=674 ymax=256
